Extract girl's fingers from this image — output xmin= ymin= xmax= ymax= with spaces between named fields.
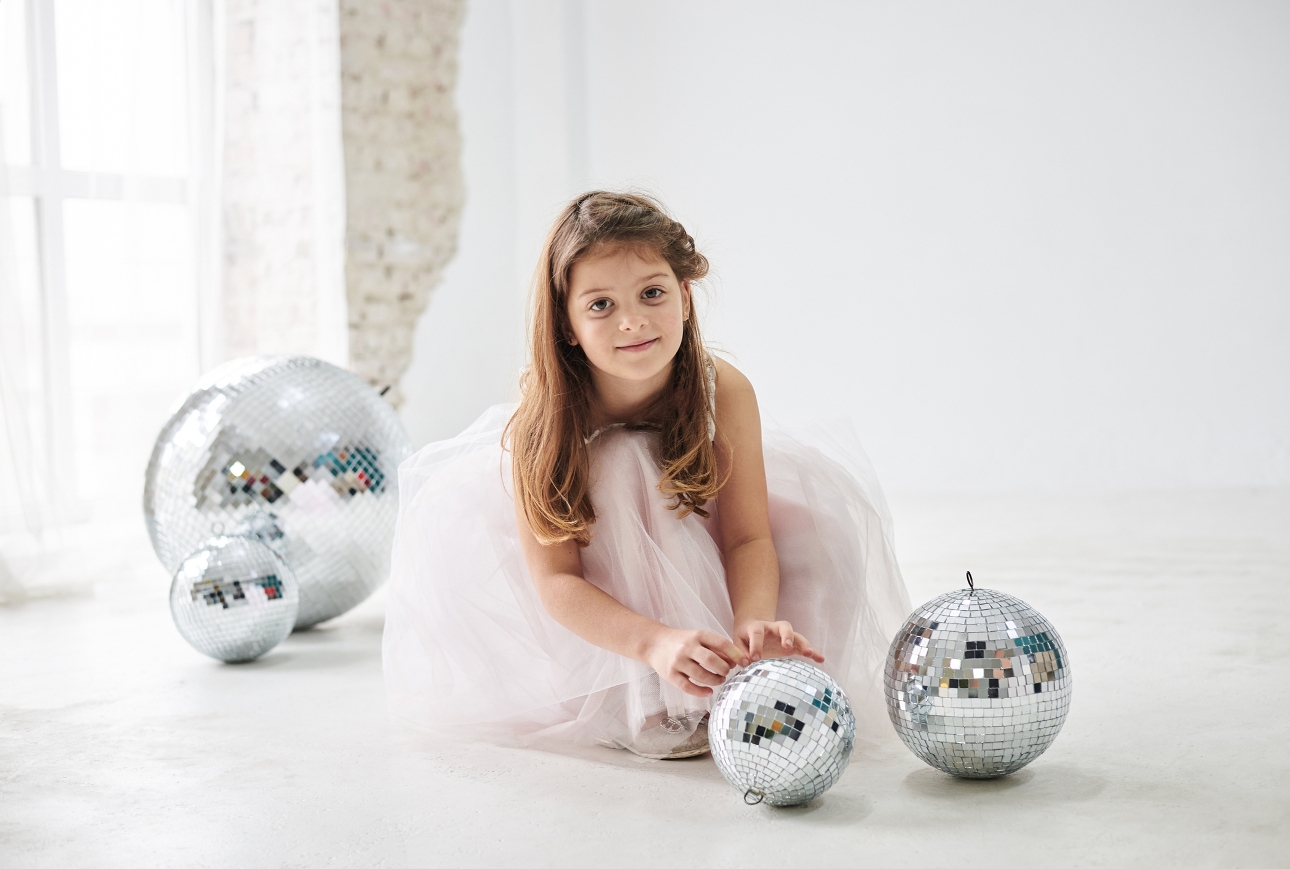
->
xmin=747 ymin=623 xmax=766 ymax=662
xmin=679 ymin=660 xmax=725 ymax=687
xmin=701 ymin=632 xmax=748 ymax=668
xmin=673 ymin=676 xmax=713 ymax=698
xmin=693 ymin=647 xmax=731 ymax=679
xmin=793 ymin=632 xmax=825 ymax=662
xmin=775 ymin=621 xmax=794 ymax=649
xmin=665 ymin=665 xmax=714 ymax=697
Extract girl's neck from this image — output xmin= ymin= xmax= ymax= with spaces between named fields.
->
xmin=586 ymin=359 xmax=674 ymax=429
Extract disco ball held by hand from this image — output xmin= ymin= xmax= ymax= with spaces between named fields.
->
xmin=170 ymin=536 xmax=299 ymax=662
xmin=710 ymin=659 xmax=856 ymax=806
xmin=145 ymin=356 xmax=412 ymax=629
xmin=885 ymin=573 xmax=1072 ymax=779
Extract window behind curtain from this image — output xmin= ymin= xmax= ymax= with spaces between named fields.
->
xmin=0 ymin=0 xmax=203 ymax=597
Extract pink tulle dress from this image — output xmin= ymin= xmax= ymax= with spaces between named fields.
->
xmin=382 ymin=358 xmax=911 ymax=756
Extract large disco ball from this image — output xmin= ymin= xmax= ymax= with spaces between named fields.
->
xmin=144 ymin=356 xmax=412 ymax=629
xmin=885 ymin=573 xmax=1072 ymax=778
xmin=710 ymin=659 xmax=856 ymax=806
xmin=170 ymin=536 xmax=299 ymax=662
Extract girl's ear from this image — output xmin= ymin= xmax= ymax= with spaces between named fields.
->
xmin=681 ymin=280 xmax=691 ymax=320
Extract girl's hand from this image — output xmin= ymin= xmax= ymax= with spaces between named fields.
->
xmin=735 ymin=619 xmax=825 ymax=664
xmin=645 ymin=628 xmax=750 ymax=698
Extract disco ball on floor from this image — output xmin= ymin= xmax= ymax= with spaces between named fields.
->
xmin=144 ymin=356 xmax=412 ymax=629
xmin=709 ymin=659 xmax=856 ymax=806
xmin=885 ymin=573 xmax=1073 ymax=778
xmin=170 ymin=535 xmax=299 ymax=662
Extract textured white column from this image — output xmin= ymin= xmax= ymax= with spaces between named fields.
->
xmin=338 ymin=0 xmax=465 ymax=407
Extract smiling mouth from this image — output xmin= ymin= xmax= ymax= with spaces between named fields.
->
xmin=617 ymin=338 xmax=659 ymax=351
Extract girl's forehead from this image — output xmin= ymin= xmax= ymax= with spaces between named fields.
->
xmin=569 ymin=244 xmax=673 ymax=289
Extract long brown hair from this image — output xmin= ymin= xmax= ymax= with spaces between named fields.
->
xmin=505 ymin=191 xmax=720 ymax=547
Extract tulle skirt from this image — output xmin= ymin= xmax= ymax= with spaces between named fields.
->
xmin=382 ymin=404 xmax=911 ymax=757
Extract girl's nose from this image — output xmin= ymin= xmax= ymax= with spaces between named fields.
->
xmin=618 ymin=312 xmax=647 ymax=331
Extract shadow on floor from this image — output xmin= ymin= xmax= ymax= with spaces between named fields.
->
xmin=755 ymin=790 xmax=876 ymax=824
xmin=903 ymin=761 xmax=1106 ymax=803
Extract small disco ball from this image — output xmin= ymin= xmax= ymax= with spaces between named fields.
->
xmin=710 ymin=659 xmax=857 ymax=806
xmin=885 ymin=573 xmax=1073 ymax=779
xmin=170 ymin=536 xmax=299 ymax=662
xmin=144 ymin=356 xmax=412 ymax=629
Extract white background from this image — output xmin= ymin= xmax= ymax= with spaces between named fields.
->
xmin=401 ymin=0 xmax=1290 ymax=494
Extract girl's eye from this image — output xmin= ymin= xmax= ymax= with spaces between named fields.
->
xmin=642 ymin=287 xmax=663 ymax=299
xmin=589 ymin=299 xmax=611 ymax=312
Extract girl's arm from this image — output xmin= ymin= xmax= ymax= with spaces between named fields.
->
xmin=711 ymin=357 xmax=824 ymax=664
xmin=513 ymin=495 xmax=748 ymax=698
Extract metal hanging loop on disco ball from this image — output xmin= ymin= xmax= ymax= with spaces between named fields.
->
xmin=884 ymin=573 xmax=1073 ymax=779
xmin=710 ymin=659 xmax=856 ymax=807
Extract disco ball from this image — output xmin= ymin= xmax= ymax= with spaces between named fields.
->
xmin=710 ymin=659 xmax=857 ymax=806
xmin=885 ymin=573 xmax=1073 ymax=778
xmin=170 ymin=536 xmax=299 ymax=662
xmin=144 ymin=356 xmax=412 ymax=629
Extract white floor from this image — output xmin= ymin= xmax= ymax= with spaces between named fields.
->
xmin=2 ymin=490 xmax=1287 ymax=867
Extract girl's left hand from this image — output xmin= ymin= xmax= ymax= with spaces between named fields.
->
xmin=734 ymin=619 xmax=825 ymax=664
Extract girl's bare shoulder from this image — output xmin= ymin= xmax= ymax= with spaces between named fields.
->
xmin=710 ymin=354 xmax=758 ymax=417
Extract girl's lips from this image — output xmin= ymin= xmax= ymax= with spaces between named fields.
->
xmin=617 ymin=338 xmax=659 ymax=352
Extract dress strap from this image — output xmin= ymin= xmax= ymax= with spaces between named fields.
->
xmin=584 ymin=421 xmax=620 ymax=446
xmin=704 ymin=353 xmax=717 ymax=442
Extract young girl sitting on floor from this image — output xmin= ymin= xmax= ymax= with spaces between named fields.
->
xmin=383 ymin=191 xmax=910 ymax=759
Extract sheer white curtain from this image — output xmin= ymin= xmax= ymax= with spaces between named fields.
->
xmin=0 ymin=0 xmax=348 ymax=604
xmin=0 ymin=142 xmax=55 ymax=602
xmin=0 ymin=0 xmax=91 ymax=603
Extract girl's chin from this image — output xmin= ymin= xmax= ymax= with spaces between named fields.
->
xmin=588 ymin=356 xmax=673 ymax=382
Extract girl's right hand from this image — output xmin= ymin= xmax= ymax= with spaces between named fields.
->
xmin=645 ymin=628 xmax=750 ymax=698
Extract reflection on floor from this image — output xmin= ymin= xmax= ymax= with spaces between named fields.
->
xmin=2 ymin=490 xmax=1287 ymax=867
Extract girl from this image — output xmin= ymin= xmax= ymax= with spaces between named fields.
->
xmin=383 ymin=192 xmax=910 ymax=760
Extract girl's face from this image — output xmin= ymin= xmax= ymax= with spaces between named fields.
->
xmin=564 ymin=246 xmax=690 ymax=386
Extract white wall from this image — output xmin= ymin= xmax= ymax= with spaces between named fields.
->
xmin=399 ymin=0 xmax=522 ymax=446
xmin=402 ymin=0 xmax=1290 ymax=494
xmin=401 ymin=0 xmax=590 ymax=446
